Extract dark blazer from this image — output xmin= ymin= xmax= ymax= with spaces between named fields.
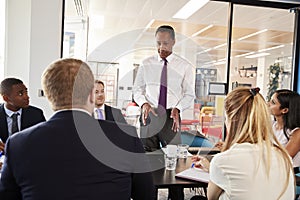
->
xmin=0 ymin=104 xmax=46 ymax=143
xmin=104 ymin=104 xmax=127 ymax=124
xmin=0 ymin=110 xmax=155 ymax=200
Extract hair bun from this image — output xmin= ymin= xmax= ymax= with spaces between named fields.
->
xmin=250 ymin=87 xmax=260 ymax=96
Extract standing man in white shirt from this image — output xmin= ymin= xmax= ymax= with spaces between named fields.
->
xmin=94 ymin=80 xmax=127 ymax=124
xmin=133 ymin=25 xmax=195 ymax=151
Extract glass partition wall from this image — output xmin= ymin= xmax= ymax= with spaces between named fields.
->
xmin=63 ymin=0 xmax=298 ymax=140
xmin=230 ymin=4 xmax=294 ymax=100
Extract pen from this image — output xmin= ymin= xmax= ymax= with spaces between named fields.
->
xmin=191 ymin=163 xmax=195 ymax=168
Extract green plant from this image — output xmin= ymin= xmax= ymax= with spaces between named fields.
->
xmin=267 ymin=63 xmax=281 ymax=101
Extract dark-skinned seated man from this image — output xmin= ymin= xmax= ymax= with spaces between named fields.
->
xmin=0 ymin=78 xmax=46 ymax=169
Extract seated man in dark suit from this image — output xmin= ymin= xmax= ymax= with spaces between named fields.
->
xmin=0 ymin=58 xmax=155 ymax=200
xmin=94 ymin=80 xmax=127 ymax=123
xmin=0 ymin=78 xmax=46 ymax=152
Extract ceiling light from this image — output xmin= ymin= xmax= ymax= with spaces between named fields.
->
xmin=204 ymin=60 xmax=216 ymax=64
xmin=145 ymin=19 xmax=155 ymax=30
xmin=214 ymin=61 xmax=226 ymax=66
xmin=245 ymin=52 xmax=270 ymax=58
xmin=235 ymin=52 xmax=255 ymax=58
xmin=213 ymin=43 xmax=227 ymax=49
xmin=258 ymin=44 xmax=284 ymax=52
xmin=237 ymin=29 xmax=268 ymax=41
xmin=192 ymin=24 xmax=213 ymax=37
xmin=197 ymin=44 xmax=225 ymax=54
xmin=204 ymin=48 xmax=212 ymax=52
xmin=173 ymin=0 xmax=209 ymax=19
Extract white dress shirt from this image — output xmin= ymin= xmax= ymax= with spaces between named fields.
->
xmin=133 ymin=53 xmax=195 ymax=112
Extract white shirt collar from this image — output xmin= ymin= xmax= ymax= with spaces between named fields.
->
xmin=4 ymin=106 xmax=22 ymax=117
xmin=94 ymin=104 xmax=105 ymax=111
xmin=54 ymin=108 xmax=92 ymax=116
xmin=157 ymin=53 xmax=175 ymax=63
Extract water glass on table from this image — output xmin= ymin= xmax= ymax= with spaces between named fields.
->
xmin=177 ymin=144 xmax=189 ymax=158
xmin=165 ymin=145 xmax=177 ymax=170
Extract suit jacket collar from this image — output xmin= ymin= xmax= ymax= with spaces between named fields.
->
xmin=104 ymin=104 xmax=113 ymax=121
xmin=49 ymin=109 xmax=92 ymax=123
xmin=3 ymin=106 xmax=22 ymax=118
xmin=51 ymin=109 xmax=91 ymax=117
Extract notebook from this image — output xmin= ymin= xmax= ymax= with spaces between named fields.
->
xmin=175 ymin=167 xmax=210 ymax=183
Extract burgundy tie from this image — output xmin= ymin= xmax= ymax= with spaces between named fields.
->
xmin=158 ymin=59 xmax=167 ymax=115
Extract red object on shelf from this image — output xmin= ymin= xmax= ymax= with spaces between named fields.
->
xmin=181 ymin=126 xmax=190 ymax=131
xmin=127 ymin=102 xmax=137 ymax=107
xmin=181 ymin=119 xmax=199 ymax=125
xmin=180 ymin=119 xmax=199 ymax=132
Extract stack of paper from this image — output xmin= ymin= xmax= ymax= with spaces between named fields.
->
xmin=175 ymin=167 xmax=210 ymax=183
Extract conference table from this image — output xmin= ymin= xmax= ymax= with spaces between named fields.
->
xmin=148 ymin=147 xmax=300 ymax=200
xmin=148 ymin=147 xmax=219 ymax=200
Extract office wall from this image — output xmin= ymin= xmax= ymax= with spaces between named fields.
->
xmin=5 ymin=0 xmax=62 ymax=119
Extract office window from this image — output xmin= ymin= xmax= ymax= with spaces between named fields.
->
xmin=63 ymin=0 xmax=88 ymax=59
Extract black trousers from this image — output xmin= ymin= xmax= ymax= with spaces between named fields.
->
xmin=140 ymin=108 xmax=182 ymax=152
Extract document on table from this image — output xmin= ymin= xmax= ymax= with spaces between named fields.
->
xmin=175 ymin=167 xmax=210 ymax=183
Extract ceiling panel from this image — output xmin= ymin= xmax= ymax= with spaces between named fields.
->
xmin=66 ymin=0 xmax=295 ymax=70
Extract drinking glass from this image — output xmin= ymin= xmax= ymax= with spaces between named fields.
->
xmin=165 ymin=154 xmax=177 ymax=170
xmin=177 ymin=144 xmax=189 ymax=158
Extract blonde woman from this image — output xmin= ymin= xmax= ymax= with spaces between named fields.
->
xmin=192 ymin=87 xmax=295 ymax=200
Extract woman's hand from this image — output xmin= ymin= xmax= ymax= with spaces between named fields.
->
xmin=191 ymin=155 xmax=201 ymax=162
xmin=193 ymin=156 xmax=210 ymax=172
xmin=214 ymin=140 xmax=224 ymax=150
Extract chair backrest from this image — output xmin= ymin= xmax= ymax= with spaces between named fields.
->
xmin=124 ymin=103 xmax=140 ymax=127
xmin=201 ymin=114 xmax=223 ymax=139
xmin=200 ymin=106 xmax=215 ymax=115
xmin=199 ymin=107 xmax=215 ymax=127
